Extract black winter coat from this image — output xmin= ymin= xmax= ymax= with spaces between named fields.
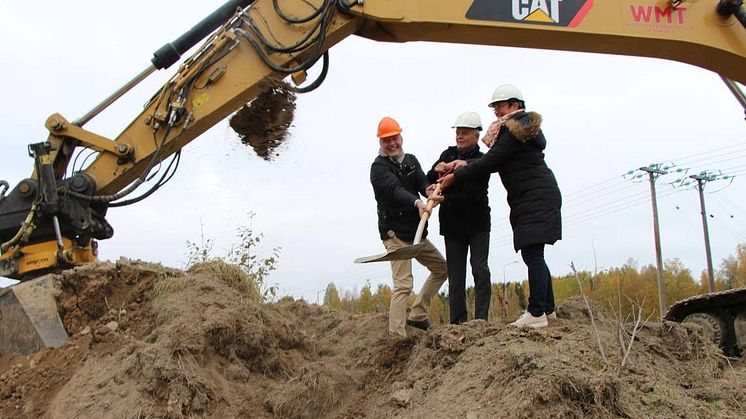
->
xmin=427 ymin=145 xmax=490 ymax=238
xmin=370 ymin=154 xmax=430 ymax=242
xmin=454 ymin=111 xmax=562 ymax=251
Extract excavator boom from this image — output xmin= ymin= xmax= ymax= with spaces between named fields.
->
xmin=355 ymin=0 xmax=746 ymax=83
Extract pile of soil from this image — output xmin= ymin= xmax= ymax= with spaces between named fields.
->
xmin=229 ymin=80 xmax=296 ymax=161
xmin=0 ymin=260 xmax=744 ymax=418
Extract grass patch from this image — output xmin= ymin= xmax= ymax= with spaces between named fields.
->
xmin=188 ymin=260 xmax=261 ymax=303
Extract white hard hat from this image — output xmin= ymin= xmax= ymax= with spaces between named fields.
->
xmin=452 ymin=111 xmax=482 ymax=131
xmin=488 ymin=84 xmax=524 ymax=106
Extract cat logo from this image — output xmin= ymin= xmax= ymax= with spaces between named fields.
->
xmin=466 ymin=0 xmax=593 ymax=28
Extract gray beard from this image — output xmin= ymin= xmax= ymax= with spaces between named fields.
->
xmin=379 ymin=147 xmax=404 ymax=164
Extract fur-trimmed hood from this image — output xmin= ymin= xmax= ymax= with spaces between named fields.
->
xmin=505 ymin=111 xmax=544 ymax=147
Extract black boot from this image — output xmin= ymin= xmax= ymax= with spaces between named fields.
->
xmin=406 ymin=318 xmax=431 ymax=331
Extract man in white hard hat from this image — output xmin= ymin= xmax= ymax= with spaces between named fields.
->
xmin=370 ymin=116 xmax=448 ymax=337
xmin=439 ymin=85 xmax=562 ymax=329
xmin=427 ymin=111 xmax=492 ymax=324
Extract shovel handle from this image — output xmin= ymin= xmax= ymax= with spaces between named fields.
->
xmin=412 ymin=183 xmax=442 ymax=245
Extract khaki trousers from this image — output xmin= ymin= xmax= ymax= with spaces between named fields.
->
xmin=383 ymin=237 xmax=448 ymax=337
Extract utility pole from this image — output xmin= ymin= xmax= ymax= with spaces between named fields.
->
xmin=690 ymin=174 xmax=716 ymax=292
xmin=671 ymin=169 xmax=733 ymax=292
xmin=639 ymin=165 xmax=668 ymax=318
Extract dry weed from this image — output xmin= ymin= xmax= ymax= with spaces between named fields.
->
xmin=188 ymin=260 xmax=261 ymax=303
xmin=152 ymin=276 xmax=189 ymax=301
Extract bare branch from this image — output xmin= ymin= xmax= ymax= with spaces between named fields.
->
xmin=606 ymin=298 xmax=627 ymax=355
xmin=571 ymin=262 xmax=607 ymax=365
xmin=621 ymin=297 xmax=652 ymax=369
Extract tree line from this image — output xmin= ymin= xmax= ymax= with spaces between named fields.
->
xmin=322 ymin=244 xmax=746 ymax=323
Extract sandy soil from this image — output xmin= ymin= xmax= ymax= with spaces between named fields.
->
xmin=0 ymin=259 xmax=744 ymax=418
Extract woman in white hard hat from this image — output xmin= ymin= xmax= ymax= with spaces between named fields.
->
xmin=439 ymin=85 xmax=562 ymax=329
xmin=427 ymin=111 xmax=492 ymax=325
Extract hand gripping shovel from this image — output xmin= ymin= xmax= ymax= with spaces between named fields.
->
xmin=355 ymin=183 xmax=442 ymax=264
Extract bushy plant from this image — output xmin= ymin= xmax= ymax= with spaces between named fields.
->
xmin=185 ymin=213 xmax=280 ymax=303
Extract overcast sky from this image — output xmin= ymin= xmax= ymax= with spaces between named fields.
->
xmin=1 ymin=1 xmax=746 ymax=302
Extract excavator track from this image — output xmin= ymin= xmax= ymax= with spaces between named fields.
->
xmin=664 ymin=288 xmax=746 ymax=357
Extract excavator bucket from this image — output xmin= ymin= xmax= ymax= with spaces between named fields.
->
xmin=0 ymin=274 xmax=68 ymax=355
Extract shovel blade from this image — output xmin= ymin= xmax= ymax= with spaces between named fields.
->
xmin=354 ymin=243 xmax=426 ymax=263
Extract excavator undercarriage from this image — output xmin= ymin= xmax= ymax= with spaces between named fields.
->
xmin=665 ymin=288 xmax=746 ymax=357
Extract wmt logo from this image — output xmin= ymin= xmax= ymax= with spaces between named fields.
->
xmin=625 ymin=3 xmax=693 ymax=32
xmin=629 ymin=4 xmax=687 ymax=24
xmin=466 ymin=0 xmax=594 ymax=28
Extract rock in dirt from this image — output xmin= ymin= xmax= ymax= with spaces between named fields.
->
xmin=390 ymin=389 xmax=411 ymax=407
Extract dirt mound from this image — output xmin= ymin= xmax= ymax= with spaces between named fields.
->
xmin=0 ymin=260 xmax=745 ymax=418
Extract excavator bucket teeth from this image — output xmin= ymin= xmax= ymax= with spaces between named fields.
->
xmin=0 ymin=275 xmax=68 ymax=355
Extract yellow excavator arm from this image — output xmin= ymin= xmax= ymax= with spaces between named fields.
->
xmin=0 ymin=0 xmax=745 ymax=279
xmin=358 ymin=0 xmax=746 ymax=82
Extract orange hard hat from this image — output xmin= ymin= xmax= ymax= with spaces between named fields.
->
xmin=377 ymin=116 xmax=402 ymax=138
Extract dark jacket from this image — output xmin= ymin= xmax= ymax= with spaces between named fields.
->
xmin=427 ymin=145 xmax=490 ymax=238
xmin=454 ymin=111 xmax=562 ymax=251
xmin=370 ymin=153 xmax=430 ymax=242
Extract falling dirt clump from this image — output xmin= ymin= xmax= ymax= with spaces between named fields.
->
xmin=229 ymin=79 xmax=296 ymax=161
xmin=0 ymin=264 xmax=745 ymax=418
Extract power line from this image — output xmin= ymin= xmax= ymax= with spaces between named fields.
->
xmin=564 ymin=186 xmax=683 ymax=227
xmin=717 ymin=163 xmax=746 ymax=172
xmin=564 ymin=188 xmax=651 ymax=220
xmin=563 ymin=182 xmax=639 ymax=208
xmin=563 ymin=176 xmax=629 ymax=198
xmin=670 ymin=141 xmax=746 ymax=165
xmin=524 ymin=141 xmax=746 ymax=225
xmin=678 ymin=151 xmax=746 ymax=172
xmin=712 ymin=193 xmax=746 ymax=220
xmin=704 ymin=194 xmax=746 ymax=242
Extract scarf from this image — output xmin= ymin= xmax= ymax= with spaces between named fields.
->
xmin=482 ymin=108 xmax=524 ymax=148
xmin=379 ymin=147 xmax=405 ymax=164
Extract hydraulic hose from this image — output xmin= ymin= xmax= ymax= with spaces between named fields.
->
xmin=76 ymin=0 xmax=255 ymax=127
xmin=0 ymin=180 xmax=8 ymax=203
xmin=152 ymin=0 xmax=255 ymax=69
xmin=0 ymin=205 xmax=36 ymax=254
xmin=717 ymin=0 xmax=746 ymax=28
xmin=290 ymin=52 xmax=329 ymax=93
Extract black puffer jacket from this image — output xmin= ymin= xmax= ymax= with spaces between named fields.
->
xmin=427 ymin=145 xmax=490 ymax=238
xmin=370 ymin=154 xmax=430 ymax=242
xmin=454 ymin=111 xmax=562 ymax=251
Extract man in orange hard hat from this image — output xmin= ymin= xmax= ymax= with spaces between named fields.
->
xmin=369 ymin=116 xmax=447 ymax=337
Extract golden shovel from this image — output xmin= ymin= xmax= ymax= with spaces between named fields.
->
xmin=355 ymin=183 xmax=442 ymax=263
